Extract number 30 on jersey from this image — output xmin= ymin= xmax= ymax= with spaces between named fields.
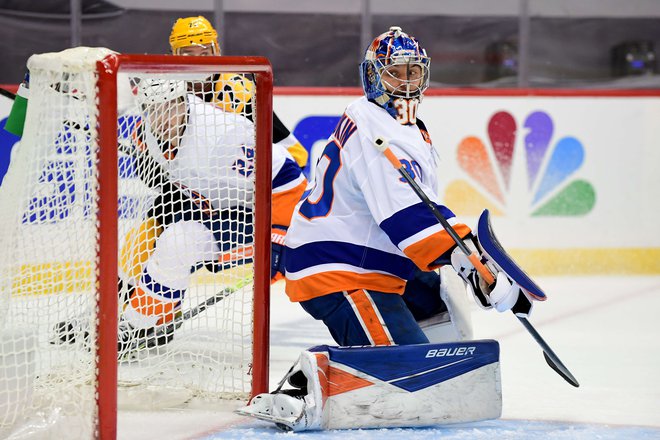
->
xmin=393 ymin=98 xmax=418 ymax=125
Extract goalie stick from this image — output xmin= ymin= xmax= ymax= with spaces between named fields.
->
xmin=373 ymin=136 xmax=579 ymax=387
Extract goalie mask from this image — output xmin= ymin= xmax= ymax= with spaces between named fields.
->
xmin=169 ymin=16 xmax=220 ymax=56
xmin=360 ymin=26 xmax=430 ymax=125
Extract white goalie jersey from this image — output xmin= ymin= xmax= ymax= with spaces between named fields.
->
xmin=284 ymin=96 xmax=471 ymax=302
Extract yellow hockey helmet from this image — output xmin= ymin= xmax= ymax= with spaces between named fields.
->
xmin=169 ymin=16 xmax=220 ymax=55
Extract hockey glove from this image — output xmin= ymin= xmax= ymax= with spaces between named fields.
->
xmin=450 ymin=236 xmax=532 ymax=316
xmin=271 ymin=226 xmax=288 ymax=283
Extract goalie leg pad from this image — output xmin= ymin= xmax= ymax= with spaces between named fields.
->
xmin=418 ymin=265 xmax=473 ymax=343
xmin=236 ymin=341 xmax=502 ymax=431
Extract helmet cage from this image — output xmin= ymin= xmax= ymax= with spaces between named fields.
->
xmin=370 ymin=53 xmax=430 ymax=99
xmin=360 ymin=27 xmax=431 ymax=109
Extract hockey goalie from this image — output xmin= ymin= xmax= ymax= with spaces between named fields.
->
xmin=236 ymin=26 xmax=545 ymax=432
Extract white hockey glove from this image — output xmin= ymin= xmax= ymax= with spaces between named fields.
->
xmin=450 ymin=237 xmax=532 ymax=316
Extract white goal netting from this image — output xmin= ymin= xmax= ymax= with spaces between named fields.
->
xmin=0 ymin=47 xmax=270 ymax=439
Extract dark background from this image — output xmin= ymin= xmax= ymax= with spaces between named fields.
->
xmin=1 ymin=0 xmax=659 ymax=88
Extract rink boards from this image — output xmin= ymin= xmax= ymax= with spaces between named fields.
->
xmin=2 ymin=88 xmax=660 ymax=275
xmin=273 ymin=90 xmax=660 ymax=275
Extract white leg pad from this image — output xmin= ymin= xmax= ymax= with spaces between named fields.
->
xmin=237 ymin=341 xmax=501 ymax=431
xmin=419 ymin=265 xmax=473 ymax=343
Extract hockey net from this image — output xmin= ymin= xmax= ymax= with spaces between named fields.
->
xmin=0 ymin=48 xmax=272 ymax=439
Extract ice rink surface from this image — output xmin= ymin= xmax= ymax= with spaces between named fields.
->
xmin=118 ymin=275 xmax=660 ymax=440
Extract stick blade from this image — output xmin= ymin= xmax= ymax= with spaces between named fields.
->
xmin=543 ymin=351 xmax=580 ymax=387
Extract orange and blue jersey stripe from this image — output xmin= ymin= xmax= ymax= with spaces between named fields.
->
xmin=380 ymin=202 xmax=471 ymax=270
xmin=284 ymin=241 xmax=415 ymax=301
xmin=285 ymin=202 xmax=470 ymax=302
xmin=286 ymin=269 xmax=408 ymax=302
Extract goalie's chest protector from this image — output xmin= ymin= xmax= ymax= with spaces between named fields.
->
xmin=285 ymin=97 xmax=444 ymax=301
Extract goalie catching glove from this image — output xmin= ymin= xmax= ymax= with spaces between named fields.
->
xmin=450 ymin=235 xmax=533 ymax=317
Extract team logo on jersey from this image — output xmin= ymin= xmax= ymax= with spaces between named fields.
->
xmin=445 ymin=110 xmax=595 ymax=217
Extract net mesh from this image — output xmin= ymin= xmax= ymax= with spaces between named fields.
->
xmin=0 ymin=48 xmax=266 ymax=438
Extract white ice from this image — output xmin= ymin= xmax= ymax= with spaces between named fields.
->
xmin=118 ymin=275 xmax=660 ymax=439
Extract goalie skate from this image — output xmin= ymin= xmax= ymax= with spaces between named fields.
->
xmin=476 ymin=209 xmax=546 ymax=301
xmin=418 ymin=265 xmax=473 ymax=342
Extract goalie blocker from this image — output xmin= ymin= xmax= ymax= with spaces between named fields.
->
xmin=450 ymin=209 xmax=545 ymax=317
xmin=236 ymin=340 xmax=501 ymax=431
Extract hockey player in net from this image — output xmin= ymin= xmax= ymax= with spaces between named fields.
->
xmin=166 ymin=15 xmax=307 ymax=284
xmin=168 ymin=15 xmax=308 ymax=171
xmin=236 ymin=26 xmax=534 ymax=431
xmin=55 ymin=72 xmax=307 ymax=356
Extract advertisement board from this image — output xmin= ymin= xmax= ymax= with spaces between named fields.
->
xmin=2 ymin=88 xmax=658 ymax=274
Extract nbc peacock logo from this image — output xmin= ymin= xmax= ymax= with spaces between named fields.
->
xmin=444 ymin=110 xmax=596 ymax=217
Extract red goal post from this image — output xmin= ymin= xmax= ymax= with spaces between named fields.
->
xmin=96 ymin=54 xmax=272 ymax=438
